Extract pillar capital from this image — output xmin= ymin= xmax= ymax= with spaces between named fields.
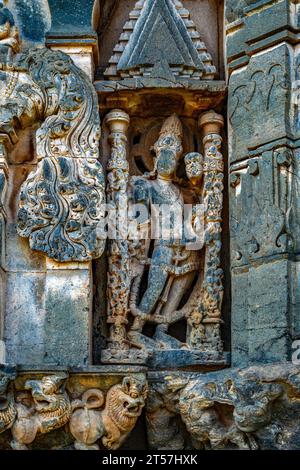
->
xmin=105 ymin=109 xmax=130 ymax=135
xmin=199 ymin=110 xmax=224 ymax=137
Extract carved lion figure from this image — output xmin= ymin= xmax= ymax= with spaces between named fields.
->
xmin=70 ymin=376 xmax=148 ymax=450
xmin=11 ymin=374 xmax=71 ymax=450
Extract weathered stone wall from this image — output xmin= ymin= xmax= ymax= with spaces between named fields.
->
xmin=1 ymin=0 xmax=300 ymax=452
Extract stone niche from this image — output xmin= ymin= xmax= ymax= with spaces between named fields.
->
xmin=94 ymin=0 xmax=229 ymax=369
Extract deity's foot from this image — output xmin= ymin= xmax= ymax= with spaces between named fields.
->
xmin=11 ymin=439 xmax=28 ymax=450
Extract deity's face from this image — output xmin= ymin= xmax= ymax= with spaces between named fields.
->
xmin=154 ymin=133 xmax=183 ymax=179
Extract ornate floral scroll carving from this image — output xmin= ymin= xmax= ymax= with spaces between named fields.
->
xmin=11 ymin=373 xmax=71 ymax=450
xmin=70 ymin=375 xmax=148 ymax=450
xmin=15 ymin=48 xmax=105 ymax=261
xmin=0 ymin=43 xmax=105 ymax=261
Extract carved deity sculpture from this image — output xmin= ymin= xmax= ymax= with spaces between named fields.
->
xmin=104 ymin=111 xmax=225 ymax=362
xmin=128 ymin=115 xmax=204 ymax=350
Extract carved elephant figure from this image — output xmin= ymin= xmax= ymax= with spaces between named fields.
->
xmin=11 ymin=374 xmax=71 ymax=450
xmin=70 ymin=376 xmax=148 ymax=450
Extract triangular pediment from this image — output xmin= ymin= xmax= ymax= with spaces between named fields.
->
xmin=105 ymin=0 xmax=216 ymax=80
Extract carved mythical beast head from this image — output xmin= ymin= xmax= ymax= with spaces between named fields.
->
xmin=106 ymin=375 xmax=148 ymax=428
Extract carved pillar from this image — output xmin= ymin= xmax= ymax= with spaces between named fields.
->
xmin=226 ymin=0 xmax=297 ymax=366
xmin=0 ymin=141 xmax=8 ymax=363
xmin=104 ymin=109 xmax=130 ymax=354
xmin=199 ymin=110 xmax=224 ymax=353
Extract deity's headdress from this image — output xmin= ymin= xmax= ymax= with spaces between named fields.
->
xmin=159 ymin=114 xmax=183 ymax=141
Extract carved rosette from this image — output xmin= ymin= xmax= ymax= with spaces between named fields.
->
xmin=198 ymin=111 xmax=224 ymax=351
xmin=105 ymin=109 xmax=131 ymax=350
xmin=12 ymin=48 xmax=106 ymax=262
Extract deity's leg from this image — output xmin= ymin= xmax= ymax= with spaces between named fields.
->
xmin=161 ymin=251 xmax=199 ymax=317
xmin=139 ymin=245 xmax=173 ymax=314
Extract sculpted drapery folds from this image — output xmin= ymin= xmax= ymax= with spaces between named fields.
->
xmin=0 ymin=45 xmax=105 ymax=262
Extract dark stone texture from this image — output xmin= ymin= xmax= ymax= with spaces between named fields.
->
xmin=117 ymin=0 xmax=207 ymax=75
xmin=231 ymin=260 xmax=291 ymax=367
xmin=12 ymin=0 xmax=51 ymax=43
xmin=47 ymin=0 xmax=96 ymax=35
xmin=148 ymin=363 xmax=300 ymax=450
xmin=230 ymin=150 xmax=292 ymax=267
xmin=228 ymin=44 xmax=291 ymax=162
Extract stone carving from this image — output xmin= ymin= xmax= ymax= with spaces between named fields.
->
xmin=0 ymin=44 xmax=105 ymax=261
xmin=103 ymin=111 xmax=225 ymax=363
xmin=105 ymin=0 xmax=216 ymax=81
xmin=0 ymin=372 xmax=147 ymax=450
xmin=11 ymin=373 xmax=71 ymax=450
xmin=0 ymin=1 xmax=20 ymax=63
xmin=228 ymin=44 xmax=290 ymax=160
xmin=225 ymin=0 xmax=257 ymax=24
xmin=146 ymin=376 xmax=186 ymax=450
xmin=104 ymin=110 xmax=131 ymax=350
xmin=0 ymin=369 xmax=16 ymax=435
xmin=147 ymin=363 xmax=300 ymax=450
xmin=230 ymin=148 xmax=293 ymax=267
xmin=70 ymin=376 xmax=148 ymax=450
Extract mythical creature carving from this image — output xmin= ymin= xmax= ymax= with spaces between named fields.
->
xmin=0 ymin=369 xmax=16 ymax=435
xmin=0 ymin=44 xmax=105 ymax=261
xmin=11 ymin=373 xmax=71 ymax=450
xmin=164 ymin=364 xmax=292 ymax=450
xmin=70 ymin=376 xmax=148 ymax=450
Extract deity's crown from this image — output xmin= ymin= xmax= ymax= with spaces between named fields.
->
xmin=159 ymin=114 xmax=183 ymax=141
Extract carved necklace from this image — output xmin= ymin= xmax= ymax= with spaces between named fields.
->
xmin=153 ymin=178 xmax=183 ymax=206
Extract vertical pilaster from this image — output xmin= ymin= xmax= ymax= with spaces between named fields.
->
xmin=41 ymin=1 xmax=99 ymax=365
xmin=104 ymin=109 xmax=130 ymax=355
xmin=199 ymin=111 xmax=224 ymax=352
xmin=226 ymin=0 xmax=297 ymax=366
